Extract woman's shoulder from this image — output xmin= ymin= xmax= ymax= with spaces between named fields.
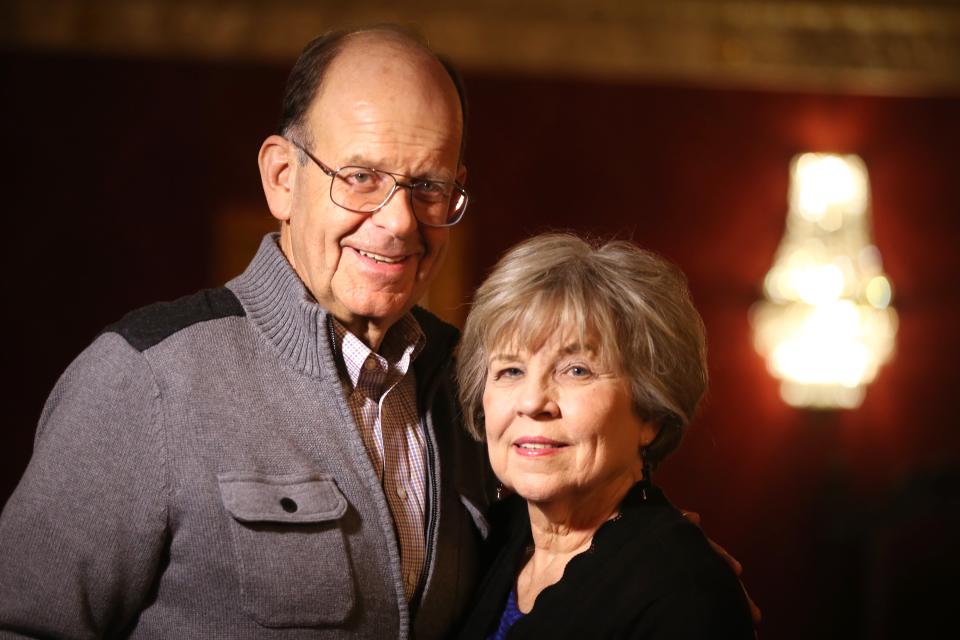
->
xmin=561 ymin=487 xmax=754 ymax=637
xmin=612 ymin=485 xmax=734 ymax=579
xmin=460 ymin=485 xmax=754 ymax=639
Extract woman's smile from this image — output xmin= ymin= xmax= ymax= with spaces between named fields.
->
xmin=512 ymin=436 xmax=569 ymax=457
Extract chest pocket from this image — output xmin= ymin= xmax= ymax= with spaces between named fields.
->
xmin=218 ymin=472 xmax=355 ymax=628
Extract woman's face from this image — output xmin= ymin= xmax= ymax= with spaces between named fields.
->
xmin=482 ymin=330 xmax=658 ymax=512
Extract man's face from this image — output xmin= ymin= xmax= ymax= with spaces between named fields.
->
xmin=278 ymin=39 xmax=463 ymax=347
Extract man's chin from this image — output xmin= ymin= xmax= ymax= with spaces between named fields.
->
xmin=336 ymin=291 xmax=420 ymax=329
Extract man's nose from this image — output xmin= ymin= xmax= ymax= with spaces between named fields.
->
xmin=369 ymin=184 xmax=419 ymax=237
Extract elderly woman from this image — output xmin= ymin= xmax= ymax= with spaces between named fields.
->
xmin=454 ymin=234 xmax=754 ymax=639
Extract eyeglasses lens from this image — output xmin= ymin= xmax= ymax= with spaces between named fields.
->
xmin=331 ymin=167 xmax=466 ymax=226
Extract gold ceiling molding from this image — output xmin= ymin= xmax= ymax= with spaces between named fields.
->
xmin=2 ymin=0 xmax=959 ymax=94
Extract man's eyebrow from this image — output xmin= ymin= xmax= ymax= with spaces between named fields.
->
xmin=339 ymin=154 xmax=379 ymax=169
xmin=339 ymin=155 xmax=454 ymax=182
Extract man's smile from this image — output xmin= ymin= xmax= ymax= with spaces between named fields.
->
xmin=356 ymin=248 xmax=409 ymax=264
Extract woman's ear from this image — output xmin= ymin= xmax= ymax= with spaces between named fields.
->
xmin=258 ymin=135 xmax=296 ymax=222
xmin=639 ymin=417 xmax=661 ymax=448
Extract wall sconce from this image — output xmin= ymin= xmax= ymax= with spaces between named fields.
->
xmin=750 ymin=153 xmax=898 ymax=409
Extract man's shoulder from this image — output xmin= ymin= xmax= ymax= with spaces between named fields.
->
xmin=411 ymin=305 xmax=460 ymax=362
xmin=102 ymin=287 xmax=246 ymax=353
xmin=411 ymin=305 xmax=460 ymax=340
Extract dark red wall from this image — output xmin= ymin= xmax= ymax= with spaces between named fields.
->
xmin=3 ymin=51 xmax=958 ymax=638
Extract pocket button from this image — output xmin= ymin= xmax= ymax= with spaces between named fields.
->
xmin=280 ymin=497 xmax=298 ymax=513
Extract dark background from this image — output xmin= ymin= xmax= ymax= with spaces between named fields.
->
xmin=2 ymin=49 xmax=959 ymax=639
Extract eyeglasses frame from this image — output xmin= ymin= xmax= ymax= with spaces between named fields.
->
xmin=287 ymin=138 xmax=468 ymax=228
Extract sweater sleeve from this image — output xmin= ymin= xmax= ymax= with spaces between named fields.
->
xmin=0 ymin=332 xmax=170 ymax=638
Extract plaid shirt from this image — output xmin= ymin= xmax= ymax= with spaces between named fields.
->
xmin=332 ymin=315 xmax=427 ymax=601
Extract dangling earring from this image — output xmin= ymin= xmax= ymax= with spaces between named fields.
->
xmin=639 ymin=446 xmax=651 ymax=501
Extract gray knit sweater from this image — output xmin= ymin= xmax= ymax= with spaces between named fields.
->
xmin=0 ymin=234 xmax=490 ymax=639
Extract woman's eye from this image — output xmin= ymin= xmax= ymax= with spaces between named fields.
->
xmin=495 ymin=367 xmax=523 ymax=379
xmin=563 ymin=364 xmax=593 ymax=378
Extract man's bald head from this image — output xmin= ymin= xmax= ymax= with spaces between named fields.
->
xmin=278 ymin=25 xmax=468 ymax=159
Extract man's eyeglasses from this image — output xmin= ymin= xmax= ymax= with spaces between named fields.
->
xmin=288 ymin=138 xmax=469 ymax=228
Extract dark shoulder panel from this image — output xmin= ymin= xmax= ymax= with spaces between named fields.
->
xmin=102 ymin=287 xmax=245 ymax=352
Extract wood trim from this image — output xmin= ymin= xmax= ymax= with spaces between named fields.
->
xmin=3 ymin=0 xmax=959 ymax=95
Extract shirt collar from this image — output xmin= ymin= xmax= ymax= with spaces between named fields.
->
xmin=331 ymin=313 xmax=426 ymax=392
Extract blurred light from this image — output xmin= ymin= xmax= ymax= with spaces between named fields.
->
xmin=751 ymin=153 xmax=897 ymax=409
xmin=866 ymin=276 xmax=892 ymax=309
xmin=792 ymin=153 xmax=868 ymax=224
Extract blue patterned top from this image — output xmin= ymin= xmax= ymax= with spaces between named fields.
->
xmin=487 ymin=588 xmax=525 ymax=640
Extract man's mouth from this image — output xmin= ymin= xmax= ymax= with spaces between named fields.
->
xmin=356 ymin=249 xmax=407 ymax=264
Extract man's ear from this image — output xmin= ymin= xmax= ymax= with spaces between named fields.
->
xmin=456 ymin=163 xmax=468 ymax=186
xmin=258 ymin=135 xmax=296 ymax=222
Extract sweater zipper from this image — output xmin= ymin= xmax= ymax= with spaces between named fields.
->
xmin=411 ymin=357 xmax=447 ymax=613
xmin=414 ymin=414 xmax=440 ymax=606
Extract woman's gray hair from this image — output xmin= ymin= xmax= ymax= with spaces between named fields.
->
xmin=456 ymin=233 xmax=708 ymax=468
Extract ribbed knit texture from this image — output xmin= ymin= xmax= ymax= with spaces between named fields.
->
xmin=231 ymin=233 xmax=334 ymax=379
xmin=0 ymin=234 xmax=488 ymax=639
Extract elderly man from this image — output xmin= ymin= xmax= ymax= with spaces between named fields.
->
xmin=0 ymin=27 xmax=489 ymax=639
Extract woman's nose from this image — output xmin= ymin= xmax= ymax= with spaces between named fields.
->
xmin=516 ymin=378 xmax=560 ymax=418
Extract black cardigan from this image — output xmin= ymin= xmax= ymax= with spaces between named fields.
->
xmin=454 ymin=483 xmax=755 ymax=639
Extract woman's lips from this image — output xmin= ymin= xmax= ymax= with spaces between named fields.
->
xmin=512 ymin=436 xmax=568 ymax=457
